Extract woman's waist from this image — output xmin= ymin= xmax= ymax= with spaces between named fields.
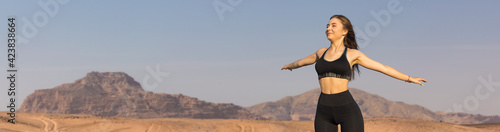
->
xmin=318 ymin=89 xmax=355 ymax=106
xmin=319 ymin=79 xmax=349 ymax=94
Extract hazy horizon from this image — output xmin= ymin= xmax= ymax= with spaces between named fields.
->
xmin=1 ymin=0 xmax=499 ymax=116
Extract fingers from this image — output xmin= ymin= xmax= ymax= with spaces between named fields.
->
xmin=281 ymin=67 xmax=292 ymax=71
xmin=417 ymin=77 xmax=427 ymax=83
xmin=412 ymin=80 xmax=423 ymax=86
xmin=281 ymin=65 xmax=293 ymax=71
xmin=415 ymin=77 xmax=426 ymax=86
xmin=408 ymin=77 xmax=426 ymax=86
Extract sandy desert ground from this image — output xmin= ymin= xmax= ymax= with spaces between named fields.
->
xmin=1 ymin=112 xmax=499 ymax=132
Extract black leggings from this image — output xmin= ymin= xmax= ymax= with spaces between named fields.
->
xmin=314 ymin=90 xmax=364 ymax=132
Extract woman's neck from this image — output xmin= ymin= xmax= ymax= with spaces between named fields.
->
xmin=329 ymin=39 xmax=345 ymax=51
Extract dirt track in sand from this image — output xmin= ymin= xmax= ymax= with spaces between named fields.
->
xmin=1 ymin=112 xmax=498 ymax=132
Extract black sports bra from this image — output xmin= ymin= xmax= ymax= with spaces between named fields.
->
xmin=315 ymin=47 xmax=351 ymax=80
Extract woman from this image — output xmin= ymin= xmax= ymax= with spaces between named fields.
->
xmin=281 ymin=15 xmax=427 ymax=132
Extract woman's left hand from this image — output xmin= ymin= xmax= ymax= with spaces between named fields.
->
xmin=408 ymin=77 xmax=427 ymax=86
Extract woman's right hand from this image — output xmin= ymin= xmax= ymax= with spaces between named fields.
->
xmin=281 ymin=65 xmax=292 ymax=71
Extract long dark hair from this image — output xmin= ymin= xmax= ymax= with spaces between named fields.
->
xmin=330 ymin=15 xmax=360 ymax=80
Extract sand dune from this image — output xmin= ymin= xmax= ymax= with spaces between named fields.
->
xmin=363 ymin=118 xmax=498 ymax=132
xmin=1 ymin=112 xmax=498 ymax=132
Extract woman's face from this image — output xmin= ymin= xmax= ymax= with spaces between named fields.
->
xmin=326 ymin=18 xmax=347 ymax=42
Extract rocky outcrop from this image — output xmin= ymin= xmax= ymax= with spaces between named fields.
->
xmin=246 ymin=88 xmax=500 ymax=124
xmin=435 ymin=111 xmax=500 ymax=124
xmin=19 ymin=71 xmax=263 ymax=120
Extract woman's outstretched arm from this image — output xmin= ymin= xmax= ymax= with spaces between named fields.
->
xmin=281 ymin=49 xmax=322 ymax=71
xmin=354 ymin=50 xmax=427 ymax=85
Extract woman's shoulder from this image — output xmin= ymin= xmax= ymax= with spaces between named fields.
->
xmin=314 ymin=48 xmax=328 ymax=58
xmin=346 ymin=48 xmax=360 ymax=53
xmin=346 ymin=48 xmax=364 ymax=58
xmin=316 ymin=47 xmax=329 ymax=50
xmin=314 ymin=48 xmax=328 ymax=54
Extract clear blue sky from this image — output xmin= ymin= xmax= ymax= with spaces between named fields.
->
xmin=1 ymin=0 xmax=499 ymax=116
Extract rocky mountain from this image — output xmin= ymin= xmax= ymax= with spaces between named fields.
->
xmin=435 ymin=111 xmax=500 ymax=124
xmin=246 ymin=88 xmax=500 ymax=124
xmin=19 ymin=72 xmax=263 ymax=120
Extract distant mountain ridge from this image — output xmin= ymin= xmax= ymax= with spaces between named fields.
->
xmin=19 ymin=72 xmax=263 ymax=120
xmin=246 ymin=88 xmax=500 ymax=124
xmin=18 ymin=71 xmax=500 ymax=124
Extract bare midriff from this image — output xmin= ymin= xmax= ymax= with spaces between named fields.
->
xmin=319 ymin=77 xmax=349 ymax=94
